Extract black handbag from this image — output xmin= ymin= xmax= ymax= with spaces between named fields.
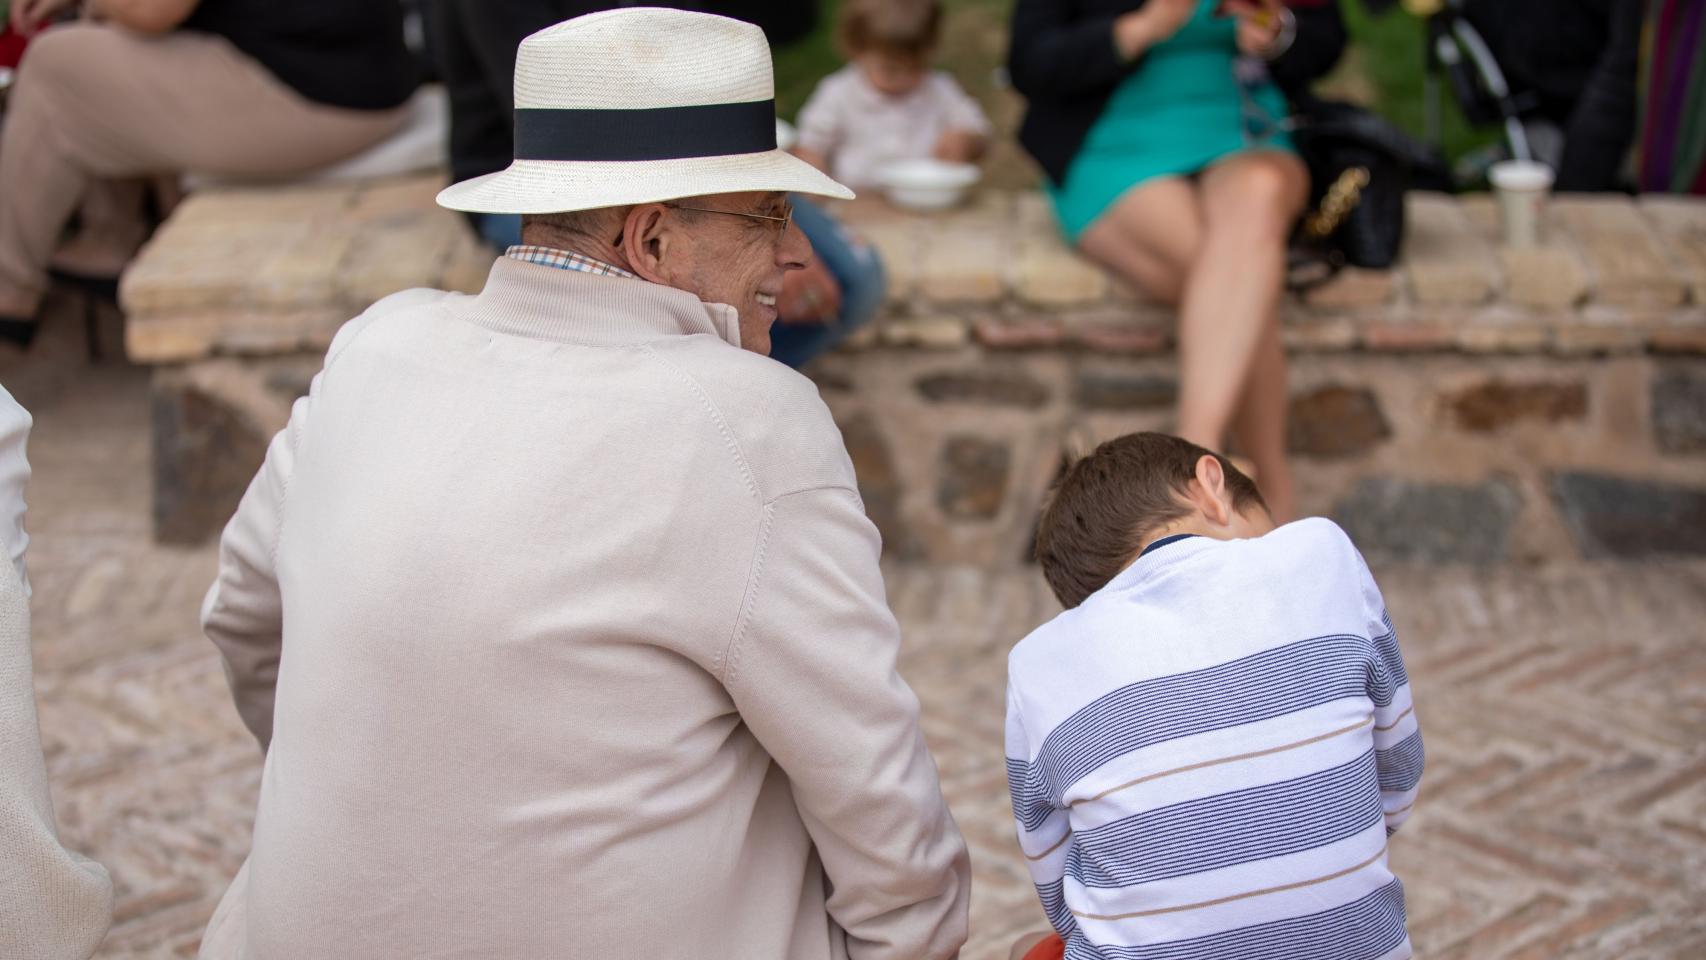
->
xmin=1286 ymin=95 xmax=1447 ymax=288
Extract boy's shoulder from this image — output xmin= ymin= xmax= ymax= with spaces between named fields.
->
xmin=1262 ymin=515 xmax=1360 ymax=557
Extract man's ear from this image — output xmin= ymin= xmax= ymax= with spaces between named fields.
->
xmin=620 ymin=204 xmax=672 ymax=283
xmin=1192 ymin=454 xmax=1233 ymax=526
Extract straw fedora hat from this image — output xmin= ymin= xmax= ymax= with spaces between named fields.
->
xmin=436 ymin=7 xmax=854 ymax=215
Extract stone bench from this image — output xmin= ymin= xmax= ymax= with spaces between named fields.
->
xmin=121 ymin=172 xmax=1706 ymax=563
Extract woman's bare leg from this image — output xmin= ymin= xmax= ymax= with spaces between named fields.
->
xmin=1077 ymin=176 xmax=1204 ymax=306
xmin=1181 ymin=152 xmax=1307 ymax=509
xmin=1231 ymin=316 xmax=1296 ymax=520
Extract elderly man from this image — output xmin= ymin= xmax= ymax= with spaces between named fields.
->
xmin=197 ymin=9 xmax=969 ymax=960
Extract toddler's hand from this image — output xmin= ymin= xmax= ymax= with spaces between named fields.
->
xmin=931 ymin=130 xmax=986 ymax=165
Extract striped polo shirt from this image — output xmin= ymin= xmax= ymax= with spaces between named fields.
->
xmin=1005 ymin=517 xmax=1423 ymax=959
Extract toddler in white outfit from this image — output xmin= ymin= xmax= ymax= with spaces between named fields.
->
xmin=794 ymin=0 xmax=992 ymax=188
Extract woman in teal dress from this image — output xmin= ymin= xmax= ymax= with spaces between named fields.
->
xmin=1011 ymin=0 xmax=1341 ymax=522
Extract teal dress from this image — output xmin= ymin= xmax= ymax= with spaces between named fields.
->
xmin=1048 ymin=0 xmax=1296 ymax=242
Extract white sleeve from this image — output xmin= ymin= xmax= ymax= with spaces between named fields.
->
xmin=932 ymin=73 xmax=993 ymax=136
xmin=1006 ymin=681 xmax=1078 ymax=941
xmin=0 ymin=385 xmax=31 ymax=594
xmin=1351 ymin=545 xmax=1423 ymax=833
xmin=795 ymin=73 xmax=847 ymax=156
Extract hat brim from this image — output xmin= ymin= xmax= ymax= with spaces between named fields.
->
xmin=437 ymin=150 xmax=854 ymax=214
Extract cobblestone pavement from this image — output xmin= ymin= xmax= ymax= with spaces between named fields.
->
xmin=20 ymin=363 xmax=1706 ymax=959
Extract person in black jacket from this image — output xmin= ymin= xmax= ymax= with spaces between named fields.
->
xmin=1009 ymin=0 xmax=1345 ymax=522
xmin=1463 ymin=0 xmax=1644 ymax=192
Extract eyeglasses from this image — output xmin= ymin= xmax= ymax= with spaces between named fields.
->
xmin=665 ymin=201 xmax=794 ymax=236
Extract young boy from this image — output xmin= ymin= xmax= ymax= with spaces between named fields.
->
xmin=1006 ymin=432 xmax=1423 ymax=960
xmin=793 ymin=0 xmax=992 ymax=188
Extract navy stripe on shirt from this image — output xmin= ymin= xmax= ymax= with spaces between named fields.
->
xmin=1067 ymin=751 xmax=1383 ymax=888
xmin=1375 ymin=731 xmax=1425 ymax=794
xmin=1062 ymin=878 xmax=1409 ymax=960
xmin=1012 ymin=633 xmax=1393 ymax=831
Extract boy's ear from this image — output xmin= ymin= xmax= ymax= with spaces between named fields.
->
xmin=1192 ymin=454 xmax=1233 ymax=526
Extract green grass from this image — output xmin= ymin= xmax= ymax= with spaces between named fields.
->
xmin=1337 ymin=0 xmax=1500 ymax=171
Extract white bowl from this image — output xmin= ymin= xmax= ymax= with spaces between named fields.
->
xmin=875 ymin=158 xmax=980 ymax=211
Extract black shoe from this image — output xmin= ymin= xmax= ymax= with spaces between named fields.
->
xmin=0 ymin=317 xmax=38 ymax=349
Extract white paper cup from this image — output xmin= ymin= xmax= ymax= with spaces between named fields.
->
xmin=1489 ymin=160 xmax=1555 ymax=248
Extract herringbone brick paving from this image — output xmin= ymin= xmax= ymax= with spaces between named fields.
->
xmin=21 ymin=363 xmax=1706 ymax=958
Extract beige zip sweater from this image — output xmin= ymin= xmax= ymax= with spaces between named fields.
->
xmin=198 ymin=257 xmax=971 ymax=960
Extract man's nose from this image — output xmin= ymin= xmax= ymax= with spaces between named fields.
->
xmin=778 ymin=219 xmax=813 ymax=270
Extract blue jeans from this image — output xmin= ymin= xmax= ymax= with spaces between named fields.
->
xmin=472 ymin=196 xmax=885 ymax=370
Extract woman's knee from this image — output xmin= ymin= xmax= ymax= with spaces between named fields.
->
xmin=1206 ymin=157 xmax=1308 ymax=236
xmin=15 ymin=24 xmax=109 ymax=97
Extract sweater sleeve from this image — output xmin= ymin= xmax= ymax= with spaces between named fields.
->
xmin=1007 ymin=0 xmax=1131 ymax=100
xmin=723 ymin=485 xmax=970 ymax=960
xmin=1006 ymin=682 xmax=1079 ymax=942
xmin=1350 ymin=545 xmax=1423 ymax=834
xmin=201 ymin=313 xmax=377 ymax=751
xmin=0 ymin=386 xmax=30 ymax=594
xmin=0 ymin=537 xmax=113 ymax=960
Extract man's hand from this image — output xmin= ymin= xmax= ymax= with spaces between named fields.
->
xmin=778 ymin=258 xmax=841 ymax=325
xmin=931 ymin=130 xmax=987 ymax=165
xmin=12 ymin=0 xmax=77 ymax=34
xmin=1222 ymin=0 xmax=1288 ymax=57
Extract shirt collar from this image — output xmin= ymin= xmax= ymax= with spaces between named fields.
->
xmin=504 ymin=245 xmax=638 ymax=280
xmin=1137 ymin=533 xmax=1199 ymax=559
xmin=456 ymin=255 xmax=744 ymax=349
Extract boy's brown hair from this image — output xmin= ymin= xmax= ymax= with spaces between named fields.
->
xmin=1035 ymin=432 xmax=1268 ymax=610
xmin=837 ymin=0 xmax=942 ymax=59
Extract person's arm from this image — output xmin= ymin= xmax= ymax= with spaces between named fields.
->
xmin=723 ymin=484 xmax=970 ymax=960
xmin=1267 ymin=0 xmax=1349 ymax=95
xmin=201 ymin=314 xmax=376 ymax=751
xmin=200 ymin=400 xmax=293 ymax=752
xmin=0 ymin=386 xmax=30 ymax=594
xmin=1006 ymin=684 xmax=1079 ymax=942
xmin=0 ymin=535 xmax=113 ymax=959
xmin=793 ymin=75 xmax=844 ymax=176
xmin=1008 ymin=0 xmax=1193 ymax=100
xmin=931 ymin=75 xmax=992 ymax=164
xmin=1353 ymin=550 xmax=1423 ymax=834
xmin=1555 ymin=0 xmax=1643 ymax=192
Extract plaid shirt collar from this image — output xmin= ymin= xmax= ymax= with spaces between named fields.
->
xmin=504 ymin=245 xmax=637 ymax=280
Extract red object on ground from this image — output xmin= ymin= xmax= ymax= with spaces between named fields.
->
xmin=0 ymin=24 xmax=28 ymax=69
xmin=1023 ymin=934 xmax=1066 ymax=960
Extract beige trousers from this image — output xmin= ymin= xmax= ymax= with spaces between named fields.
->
xmin=0 ymin=24 xmax=408 ymax=310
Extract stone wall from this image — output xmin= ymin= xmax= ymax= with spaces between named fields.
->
xmin=814 ymin=350 xmax=1706 ymax=566
xmin=121 ymin=175 xmax=1706 ymax=560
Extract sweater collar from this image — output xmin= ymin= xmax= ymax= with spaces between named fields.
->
xmin=455 ymin=255 xmax=744 ymax=349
